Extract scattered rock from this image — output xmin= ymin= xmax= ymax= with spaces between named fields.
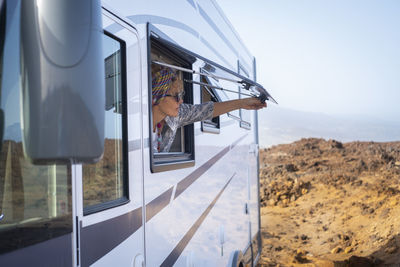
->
xmin=261 ymin=177 xmax=311 ymax=207
xmin=331 ymin=246 xmax=342 ymax=254
xmin=285 ymin=164 xmax=298 ymax=172
xmin=329 ymin=139 xmax=343 ymax=149
xmin=296 ymin=248 xmax=307 ymax=255
xmin=259 ymin=138 xmax=400 ymax=266
xmin=338 ymin=233 xmax=350 ymax=241
xmin=380 ymin=208 xmax=390 ymax=219
xmin=344 ymin=247 xmax=353 ymax=254
xmin=300 ymin=234 xmax=308 ymax=241
xmin=293 ymin=252 xmax=310 ymax=263
xmin=264 ymin=244 xmax=273 ymax=250
xmin=385 ymin=245 xmax=398 ymax=254
xmin=390 ymin=198 xmax=398 ymax=207
xmin=345 ymin=255 xmax=381 ymax=267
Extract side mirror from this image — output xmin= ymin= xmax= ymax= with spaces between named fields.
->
xmin=20 ymin=0 xmax=105 ymax=164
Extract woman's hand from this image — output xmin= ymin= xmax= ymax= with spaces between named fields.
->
xmin=240 ymin=97 xmax=267 ymax=110
xmin=212 ymin=97 xmax=267 ymax=118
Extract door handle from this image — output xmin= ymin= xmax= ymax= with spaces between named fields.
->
xmin=133 ymin=254 xmax=144 ymax=267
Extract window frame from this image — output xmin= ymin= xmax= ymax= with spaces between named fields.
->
xmin=238 ymin=61 xmax=251 ymax=130
xmin=200 ymin=73 xmax=221 ymax=134
xmin=148 ymin=24 xmax=196 ymax=173
xmin=146 ymin=24 xmax=263 ymax=173
xmin=199 ymin=73 xmax=241 ymax=123
xmin=83 ymin=30 xmax=129 ymax=216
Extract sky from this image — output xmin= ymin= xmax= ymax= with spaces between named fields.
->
xmin=215 ymin=0 xmax=400 ymax=122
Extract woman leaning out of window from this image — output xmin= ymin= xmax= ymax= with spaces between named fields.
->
xmin=151 ymin=67 xmax=266 ymax=153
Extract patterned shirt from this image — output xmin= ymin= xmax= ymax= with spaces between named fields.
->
xmin=153 ymin=102 xmax=214 ymax=152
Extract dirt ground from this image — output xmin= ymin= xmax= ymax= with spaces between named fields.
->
xmin=258 ymin=138 xmax=400 ymax=267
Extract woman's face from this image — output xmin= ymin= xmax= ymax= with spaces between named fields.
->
xmin=158 ymin=79 xmax=183 ymax=117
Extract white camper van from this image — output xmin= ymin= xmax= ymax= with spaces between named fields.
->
xmin=0 ymin=0 xmax=276 ymax=266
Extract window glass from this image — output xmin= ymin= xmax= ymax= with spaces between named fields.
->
xmin=239 ymin=64 xmax=251 ymax=128
xmin=205 ymin=74 xmax=240 ymax=121
xmin=169 ymin=127 xmax=185 ymax=152
xmin=201 ymin=76 xmax=220 ymax=132
xmin=82 ymin=33 xmax=127 ymax=212
xmin=220 ymin=79 xmax=240 ymax=120
xmin=0 ymin=1 xmax=71 ymax=253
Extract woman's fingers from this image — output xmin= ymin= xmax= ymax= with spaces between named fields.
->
xmin=243 ymin=98 xmax=267 ymax=110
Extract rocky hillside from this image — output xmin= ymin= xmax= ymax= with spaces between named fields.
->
xmin=258 ymin=138 xmax=400 ymax=266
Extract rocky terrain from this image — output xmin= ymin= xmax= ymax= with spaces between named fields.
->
xmin=258 ymin=138 xmax=400 ymax=266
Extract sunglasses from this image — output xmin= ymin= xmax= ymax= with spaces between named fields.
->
xmin=165 ymin=91 xmax=185 ymax=102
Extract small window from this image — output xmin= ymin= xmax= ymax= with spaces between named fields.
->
xmin=203 ymin=73 xmax=241 ymax=122
xmin=201 ymin=75 xmax=220 ymax=134
xmin=82 ymin=32 xmax=128 ymax=214
xmin=238 ymin=62 xmax=251 ymax=129
xmin=149 ymin=34 xmax=195 ymax=173
xmin=221 ymin=78 xmax=241 ymax=122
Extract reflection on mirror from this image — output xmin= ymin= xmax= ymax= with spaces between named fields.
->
xmin=82 ymin=32 xmax=127 ymax=213
xmin=0 ymin=4 xmax=71 ymax=252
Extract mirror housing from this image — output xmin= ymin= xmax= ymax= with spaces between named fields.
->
xmin=20 ymin=0 xmax=105 ymax=164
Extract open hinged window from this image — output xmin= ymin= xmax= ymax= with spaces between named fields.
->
xmin=200 ymin=72 xmax=221 ymax=134
xmin=238 ymin=62 xmax=251 ymax=129
xmin=82 ymin=31 xmax=129 ymax=215
xmin=148 ymin=25 xmax=196 ymax=173
xmin=147 ymin=24 xmax=277 ymax=172
xmin=216 ymin=76 xmax=241 ymax=121
xmin=150 ymin=51 xmax=277 ymax=108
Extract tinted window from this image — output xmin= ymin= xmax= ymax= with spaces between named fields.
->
xmin=0 ymin=2 xmax=71 ymax=253
xmin=82 ymin=32 xmax=128 ymax=214
xmin=201 ymin=76 xmax=220 ymax=133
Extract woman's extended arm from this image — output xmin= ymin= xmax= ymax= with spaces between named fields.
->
xmin=212 ymin=97 xmax=266 ymax=118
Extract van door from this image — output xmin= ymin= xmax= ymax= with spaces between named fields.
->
xmin=74 ymin=11 xmax=144 ymax=267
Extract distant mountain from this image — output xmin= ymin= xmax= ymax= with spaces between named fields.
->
xmin=258 ymin=106 xmax=400 ymax=148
